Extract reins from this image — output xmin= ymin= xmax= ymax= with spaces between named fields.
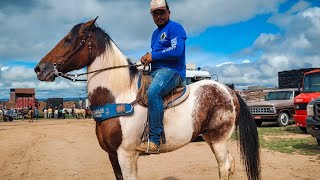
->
xmin=53 ymin=63 xmax=145 ymax=82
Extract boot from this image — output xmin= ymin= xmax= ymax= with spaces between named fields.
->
xmin=136 ymin=141 xmax=160 ymax=154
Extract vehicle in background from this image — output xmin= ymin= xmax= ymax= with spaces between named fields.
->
xmin=46 ymin=98 xmax=63 ymax=109
xmin=306 ymin=97 xmax=320 ymax=145
xmin=247 ymin=89 xmax=300 ymax=127
xmin=294 ymin=69 xmax=320 ymax=133
xmin=15 ymin=97 xmax=38 ymax=119
xmin=184 ymin=70 xmax=212 ymax=85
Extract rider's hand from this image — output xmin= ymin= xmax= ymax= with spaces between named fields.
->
xmin=141 ymin=52 xmax=152 ymax=65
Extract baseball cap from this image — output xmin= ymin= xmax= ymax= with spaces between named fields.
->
xmin=150 ymin=0 xmax=167 ymax=12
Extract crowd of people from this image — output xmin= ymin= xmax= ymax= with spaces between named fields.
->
xmin=0 ymin=106 xmax=92 ymax=122
xmin=42 ymin=106 xmax=67 ymax=119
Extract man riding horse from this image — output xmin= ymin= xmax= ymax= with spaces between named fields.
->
xmin=136 ymin=0 xmax=187 ymax=154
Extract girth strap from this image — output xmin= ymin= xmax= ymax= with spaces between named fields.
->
xmin=90 ymin=103 xmax=134 ymax=122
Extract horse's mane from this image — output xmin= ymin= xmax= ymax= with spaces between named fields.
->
xmin=71 ymin=23 xmax=138 ymax=83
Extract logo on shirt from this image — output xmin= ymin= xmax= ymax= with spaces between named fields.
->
xmin=160 ymin=32 xmax=167 ymax=42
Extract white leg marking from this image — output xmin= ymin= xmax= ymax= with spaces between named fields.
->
xmin=117 ymin=148 xmax=139 ymax=180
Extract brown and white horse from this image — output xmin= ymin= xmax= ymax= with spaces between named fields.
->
xmin=34 ymin=18 xmax=260 ymax=180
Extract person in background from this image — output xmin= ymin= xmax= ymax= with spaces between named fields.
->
xmin=58 ymin=106 xmax=63 ymax=119
xmin=62 ymin=107 xmax=66 ymax=119
xmin=54 ymin=107 xmax=58 ymax=119
xmin=43 ymin=107 xmax=48 ymax=119
xmin=71 ymin=107 xmax=75 ymax=118
xmin=34 ymin=107 xmax=39 ymax=120
xmin=136 ymin=0 xmax=187 ymax=154
xmin=48 ymin=107 xmax=53 ymax=118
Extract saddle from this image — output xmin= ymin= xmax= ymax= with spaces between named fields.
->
xmin=136 ymin=74 xmax=190 ymax=108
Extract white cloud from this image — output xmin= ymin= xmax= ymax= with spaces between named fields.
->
xmin=242 ymin=60 xmax=251 ymax=63
xmin=1 ymin=66 xmax=8 ymax=71
xmin=216 ymin=62 xmax=234 ymax=67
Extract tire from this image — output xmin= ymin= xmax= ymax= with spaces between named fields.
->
xmin=255 ymin=121 xmax=263 ymax=127
xmin=277 ymin=112 xmax=289 ymax=127
xmin=317 ymin=139 xmax=320 ymax=146
xmin=299 ymin=127 xmax=308 ymax=134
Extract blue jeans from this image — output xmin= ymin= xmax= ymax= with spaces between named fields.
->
xmin=147 ymin=68 xmax=183 ymax=145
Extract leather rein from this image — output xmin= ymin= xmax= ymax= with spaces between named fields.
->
xmin=52 ymin=24 xmax=144 ymax=82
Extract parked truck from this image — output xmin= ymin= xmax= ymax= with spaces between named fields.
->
xmin=294 ymin=69 xmax=320 ymax=133
xmin=15 ymin=97 xmax=38 ymax=118
xmin=306 ymin=97 xmax=320 ymax=145
xmin=248 ymin=88 xmax=299 ymax=127
xmin=16 ymin=97 xmax=37 ymax=109
xmin=46 ymin=98 xmax=63 ymax=109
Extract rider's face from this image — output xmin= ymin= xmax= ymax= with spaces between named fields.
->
xmin=151 ymin=9 xmax=170 ymax=28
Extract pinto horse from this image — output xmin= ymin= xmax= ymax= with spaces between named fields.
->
xmin=34 ymin=18 xmax=260 ymax=180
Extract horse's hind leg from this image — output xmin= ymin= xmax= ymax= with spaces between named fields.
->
xmin=203 ymin=134 xmax=235 ymax=180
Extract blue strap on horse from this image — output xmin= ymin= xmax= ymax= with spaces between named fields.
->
xmin=90 ymin=103 xmax=134 ymax=122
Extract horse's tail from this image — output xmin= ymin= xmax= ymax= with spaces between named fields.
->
xmin=236 ymin=93 xmax=261 ymax=180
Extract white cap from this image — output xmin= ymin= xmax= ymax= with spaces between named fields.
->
xmin=150 ymin=0 xmax=167 ymax=12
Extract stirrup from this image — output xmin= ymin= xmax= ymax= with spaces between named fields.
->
xmin=145 ymin=139 xmax=160 ymax=154
xmin=136 ymin=139 xmax=160 ymax=154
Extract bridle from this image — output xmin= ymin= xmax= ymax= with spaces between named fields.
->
xmin=52 ymin=22 xmax=145 ymax=82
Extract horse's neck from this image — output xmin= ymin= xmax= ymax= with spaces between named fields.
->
xmin=87 ymin=41 xmax=138 ymax=101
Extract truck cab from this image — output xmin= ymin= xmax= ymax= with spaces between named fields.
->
xmin=294 ymin=69 xmax=320 ymax=133
xmin=306 ymin=97 xmax=320 ymax=145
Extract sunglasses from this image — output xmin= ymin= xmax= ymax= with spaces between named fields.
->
xmin=151 ymin=9 xmax=168 ymax=16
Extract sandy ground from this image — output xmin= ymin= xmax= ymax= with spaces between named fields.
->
xmin=0 ymin=119 xmax=319 ymax=180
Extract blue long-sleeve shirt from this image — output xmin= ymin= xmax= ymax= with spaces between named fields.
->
xmin=151 ymin=20 xmax=187 ymax=78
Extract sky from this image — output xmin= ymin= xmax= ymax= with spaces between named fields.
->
xmin=0 ymin=0 xmax=319 ymax=99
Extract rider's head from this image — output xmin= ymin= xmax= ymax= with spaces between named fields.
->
xmin=150 ymin=0 xmax=170 ymax=28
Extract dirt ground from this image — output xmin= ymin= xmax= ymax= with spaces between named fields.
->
xmin=0 ymin=119 xmax=319 ymax=180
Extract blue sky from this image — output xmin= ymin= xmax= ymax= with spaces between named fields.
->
xmin=0 ymin=0 xmax=319 ymax=99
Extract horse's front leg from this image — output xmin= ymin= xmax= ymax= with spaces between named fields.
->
xmin=117 ymin=148 xmax=139 ymax=180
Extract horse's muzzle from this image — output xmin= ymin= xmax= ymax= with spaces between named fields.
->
xmin=34 ymin=63 xmax=56 ymax=82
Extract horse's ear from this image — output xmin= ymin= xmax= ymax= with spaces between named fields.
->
xmin=84 ymin=16 xmax=99 ymax=29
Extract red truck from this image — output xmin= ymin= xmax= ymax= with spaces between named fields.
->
xmin=294 ymin=69 xmax=320 ymax=133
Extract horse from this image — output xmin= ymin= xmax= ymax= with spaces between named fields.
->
xmin=27 ymin=109 xmax=34 ymax=123
xmin=64 ymin=108 xmax=73 ymax=118
xmin=34 ymin=18 xmax=261 ymax=180
xmin=85 ymin=108 xmax=92 ymax=118
xmin=75 ymin=108 xmax=86 ymax=119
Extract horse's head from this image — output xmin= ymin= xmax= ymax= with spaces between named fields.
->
xmin=34 ymin=17 xmax=101 ymax=82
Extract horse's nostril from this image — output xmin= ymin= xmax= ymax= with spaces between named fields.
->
xmin=34 ymin=65 xmax=40 ymax=73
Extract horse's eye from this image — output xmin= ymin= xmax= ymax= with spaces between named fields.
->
xmin=64 ymin=38 xmax=71 ymax=44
